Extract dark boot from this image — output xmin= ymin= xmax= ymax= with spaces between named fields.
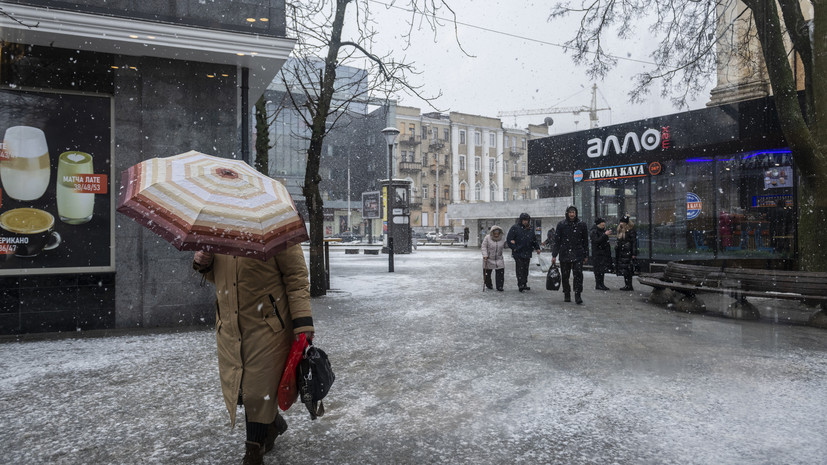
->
xmin=242 ymin=441 xmax=264 ymax=465
xmin=263 ymin=413 xmax=288 ymax=453
xmin=564 ymin=292 xmax=571 ymax=302
xmin=620 ymin=276 xmax=634 ymax=291
xmin=575 ymin=293 xmax=583 ymax=304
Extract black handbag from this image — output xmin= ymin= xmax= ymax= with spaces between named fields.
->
xmin=546 ymin=265 xmax=561 ymax=291
xmin=297 ymin=342 xmax=335 ymax=420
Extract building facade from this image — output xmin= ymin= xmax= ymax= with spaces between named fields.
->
xmin=0 ymin=1 xmax=294 ymax=334
xmin=392 ymin=106 xmax=544 ymax=234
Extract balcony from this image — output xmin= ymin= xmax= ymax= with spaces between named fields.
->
xmin=399 ymin=134 xmax=421 ymax=145
xmin=428 ymin=161 xmax=450 ymax=173
xmin=399 ymin=161 xmax=421 ymax=173
xmin=511 ymin=172 xmax=526 ymax=180
xmin=409 ymin=197 xmax=422 ymax=209
xmin=509 ymin=148 xmax=524 ymax=157
xmin=428 ymin=138 xmax=447 ymax=151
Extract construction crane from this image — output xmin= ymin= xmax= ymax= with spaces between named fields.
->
xmin=497 ymin=84 xmax=611 ymax=129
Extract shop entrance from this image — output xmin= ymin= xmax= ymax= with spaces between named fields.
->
xmin=594 ymin=179 xmax=642 ymax=227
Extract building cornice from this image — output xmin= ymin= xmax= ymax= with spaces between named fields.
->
xmin=0 ymin=3 xmax=296 ymax=96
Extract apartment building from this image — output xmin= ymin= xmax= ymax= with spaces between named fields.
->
xmin=393 ymin=106 xmax=541 ymax=233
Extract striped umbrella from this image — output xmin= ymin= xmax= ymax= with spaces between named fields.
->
xmin=116 ymin=150 xmax=308 ymax=260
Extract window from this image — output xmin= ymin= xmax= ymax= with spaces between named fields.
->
xmin=503 ymin=161 xmax=508 ymax=173
xmin=422 ymin=213 xmax=429 ymax=227
xmin=489 ymin=158 xmax=496 ymax=172
xmin=459 ymin=155 xmax=466 ymax=171
xmin=505 ymin=136 xmax=510 ymax=148
xmin=490 ymin=133 xmax=496 ymax=147
xmin=521 ymin=138 xmax=526 ymax=149
xmin=521 ymin=161 xmax=526 ymax=176
xmin=474 ymin=156 xmax=481 ymax=172
xmin=443 ymin=128 xmax=449 ymax=142
xmin=513 ymin=160 xmax=519 ymax=174
xmin=489 ymin=183 xmax=497 ymax=201
xmin=422 ymin=153 xmax=428 ymax=166
xmin=503 ymin=188 xmax=509 ymax=200
xmin=401 ymin=150 xmax=407 ymax=162
xmin=474 ymin=182 xmax=482 ymax=200
xmin=460 ymin=183 xmax=467 ymax=201
xmin=444 ymin=187 xmax=450 ymax=200
xmin=459 ymin=130 xmax=466 ymax=145
xmin=423 ymin=184 xmax=429 ymax=198
xmin=474 ymin=131 xmax=481 ymax=146
xmin=512 ymin=136 xmax=517 ymax=147
xmin=422 ymin=126 xmax=428 ymax=139
xmin=409 ymin=124 xmax=415 ymax=136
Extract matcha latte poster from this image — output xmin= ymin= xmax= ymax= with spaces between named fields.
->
xmin=0 ymin=89 xmax=113 ymax=275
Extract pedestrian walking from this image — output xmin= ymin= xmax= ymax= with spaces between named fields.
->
xmin=590 ymin=218 xmax=612 ymax=291
xmin=551 ymin=206 xmax=589 ymax=304
xmin=193 ymin=245 xmax=315 ymax=465
xmin=615 ymin=215 xmax=638 ymax=291
xmin=481 ymin=225 xmax=506 ymax=291
xmin=541 ymin=227 xmax=555 ymax=251
xmin=463 ymin=226 xmax=470 ymax=248
xmin=506 ymin=213 xmax=541 ymax=292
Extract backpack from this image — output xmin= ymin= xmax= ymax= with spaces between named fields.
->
xmin=297 ymin=342 xmax=335 ymax=420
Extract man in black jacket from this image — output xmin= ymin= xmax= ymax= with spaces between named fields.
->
xmin=506 ymin=212 xmax=541 ymax=292
xmin=551 ymin=206 xmax=589 ymax=304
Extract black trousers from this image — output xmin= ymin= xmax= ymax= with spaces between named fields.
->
xmin=514 ymin=257 xmax=531 ymax=288
xmin=560 ymin=260 xmax=584 ymax=294
xmin=484 ymin=268 xmax=505 ymax=289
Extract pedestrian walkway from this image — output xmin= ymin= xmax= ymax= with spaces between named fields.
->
xmin=1 ymin=247 xmax=826 ymax=464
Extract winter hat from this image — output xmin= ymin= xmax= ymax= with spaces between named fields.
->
xmin=619 ymin=216 xmax=630 ymax=224
xmin=519 ymin=212 xmax=531 ymax=222
xmin=595 ymin=217 xmax=606 ymax=225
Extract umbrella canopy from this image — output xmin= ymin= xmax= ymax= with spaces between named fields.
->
xmin=117 ymin=150 xmax=308 ymax=260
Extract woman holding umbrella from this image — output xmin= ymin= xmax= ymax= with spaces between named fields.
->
xmin=194 ymin=246 xmax=314 ymax=465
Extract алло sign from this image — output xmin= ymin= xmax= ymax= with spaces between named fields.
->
xmin=572 ymin=126 xmax=670 ymax=182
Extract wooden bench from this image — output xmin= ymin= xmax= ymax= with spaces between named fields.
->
xmin=638 ymin=262 xmax=827 ymax=324
xmin=435 ymin=238 xmax=457 ymax=246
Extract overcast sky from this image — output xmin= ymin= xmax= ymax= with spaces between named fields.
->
xmin=353 ymin=0 xmax=715 ymax=134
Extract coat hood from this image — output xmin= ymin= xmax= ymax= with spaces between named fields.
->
xmin=518 ymin=212 xmax=531 ymax=222
xmin=565 ymin=205 xmax=579 ymax=222
xmin=489 ymin=225 xmax=505 ymax=240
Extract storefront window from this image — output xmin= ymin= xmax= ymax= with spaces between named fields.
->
xmin=718 ymin=150 xmax=794 ymax=259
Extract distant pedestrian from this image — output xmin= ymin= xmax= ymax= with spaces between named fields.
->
xmin=615 ymin=216 xmax=638 ymax=291
xmin=463 ymin=226 xmax=470 ymax=248
xmin=506 ymin=213 xmax=541 ymax=292
xmin=590 ymin=218 xmax=612 ymax=291
xmin=551 ymin=206 xmax=589 ymax=304
xmin=542 ymin=227 xmax=555 ymax=251
xmin=481 ymin=225 xmax=506 ymax=291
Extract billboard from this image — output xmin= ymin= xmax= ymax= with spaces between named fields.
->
xmin=362 ymin=191 xmax=381 ymax=219
xmin=0 ymin=89 xmax=114 ymax=275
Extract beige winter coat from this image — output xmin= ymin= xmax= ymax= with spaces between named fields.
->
xmin=194 ymin=244 xmax=314 ymax=426
xmin=481 ymin=225 xmax=506 ymax=269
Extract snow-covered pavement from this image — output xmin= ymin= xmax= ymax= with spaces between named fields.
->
xmin=2 ymin=247 xmax=826 ymax=464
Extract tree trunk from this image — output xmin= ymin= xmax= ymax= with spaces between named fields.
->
xmin=304 ymin=0 xmax=351 ymax=297
xmin=254 ymin=95 xmax=269 ymax=175
xmin=746 ymin=0 xmax=827 ymax=271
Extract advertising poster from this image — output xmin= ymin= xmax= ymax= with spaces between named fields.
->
xmin=0 ymin=89 xmax=113 ymax=275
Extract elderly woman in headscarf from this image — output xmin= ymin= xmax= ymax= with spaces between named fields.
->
xmin=481 ymin=225 xmax=507 ymax=291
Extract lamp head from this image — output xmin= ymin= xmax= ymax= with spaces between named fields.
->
xmin=381 ymin=127 xmax=401 ymax=145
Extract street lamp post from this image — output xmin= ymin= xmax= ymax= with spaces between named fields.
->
xmin=381 ymin=126 xmax=400 ymax=273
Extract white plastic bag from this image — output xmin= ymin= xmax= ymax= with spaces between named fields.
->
xmin=536 ymin=254 xmax=551 ymax=273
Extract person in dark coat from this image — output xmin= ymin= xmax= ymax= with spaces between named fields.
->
xmin=506 ymin=212 xmax=541 ymax=292
xmin=542 ymin=227 xmax=555 ymax=251
xmin=589 ymin=218 xmax=612 ymax=291
xmin=463 ymin=226 xmax=470 ymax=247
xmin=551 ymin=206 xmax=589 ymax=304
xmin=615 ymin=215 xmax=638 ymax=291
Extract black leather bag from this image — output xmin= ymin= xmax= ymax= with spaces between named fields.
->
xmin=297 ymin=342 xmax=335 ymax=420
xmin=546 ymin=265 xmax=561 ymax=291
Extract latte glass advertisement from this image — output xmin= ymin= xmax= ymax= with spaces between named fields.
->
xmin=0 ymin=89 xmax=113 ymax=275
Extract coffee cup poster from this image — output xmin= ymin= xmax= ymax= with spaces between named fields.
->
xmin=0 ymin=89 xmax=113 ymax=275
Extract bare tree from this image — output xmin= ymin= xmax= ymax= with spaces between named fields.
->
xmin=278 ymin=0 xmax=460 ymax=296
xmin=550 ymin=0 xmax=827 ymax=272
